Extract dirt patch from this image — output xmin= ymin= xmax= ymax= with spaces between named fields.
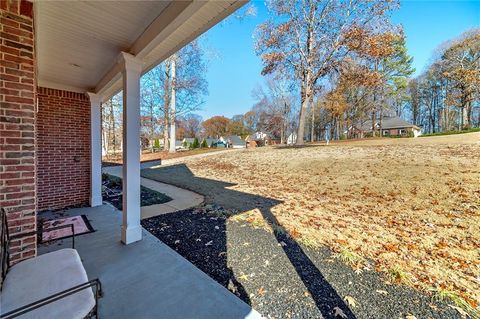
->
xmin=141 ymin=133 xmax=480 ymax=314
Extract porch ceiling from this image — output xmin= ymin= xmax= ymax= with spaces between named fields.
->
xmin=34 ymin=0 xmax=246 ymax=98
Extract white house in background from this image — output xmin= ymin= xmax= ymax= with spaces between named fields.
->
xmin=216 ymin=136 xmax=245 ymax=148
xmin=252 ymin=131 xmax=268 ymax=140
xmin=287 ymin=133 xmax=297 ymax=145
xmin=226 ymin=135 xmax=246 ymax=148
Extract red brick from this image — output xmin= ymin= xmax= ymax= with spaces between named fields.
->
xmin=0 ymin=17 xmax=19 ymax=28
xmin=37 ymin=87 xmax=91 ymax=211
xmin=19 ymin=1 xmax=32 ymax=18
xmin=1 ymin=0 xmax=36 ymax=264
xmin=5 ymin=81 xmax=32 ymax=91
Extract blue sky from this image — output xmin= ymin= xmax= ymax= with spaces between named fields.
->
xmin=197 ymin=1 xmax=480 ymax=119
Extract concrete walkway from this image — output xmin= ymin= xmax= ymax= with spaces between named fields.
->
xmin=38 ymin=205 xmax=262 ymax=319
xmin=103 ymin=163 xmax=204 ymax=219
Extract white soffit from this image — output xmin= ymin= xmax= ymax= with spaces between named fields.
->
xmin=34 ymin=0 xmax=247 ymax=97
xmin=35 ymin=1 xmax=170 ymax=92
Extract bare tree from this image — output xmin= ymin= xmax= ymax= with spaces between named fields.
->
xmin=408 ymin=29 xmax=480 ymax=133
xmin=255 ymin=0 xmax=398 ymax=144
xmin=252 ymin=73 xmax=296 ymax=143
xmin=141 ymin=40 xmax=208 ymax=151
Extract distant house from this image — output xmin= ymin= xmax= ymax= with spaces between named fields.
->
xmin=245 ymin=132 xmax=278 ymax=147
xmin=351 ymin=116 xmax=422 ymax=138
xmin=225 ymin=135 xmax=246 ymax=148
xmin=214 ymin=139 xmax=227 ymax=148
xmin=287 ymin=133 xmax=297 ymax=145
xmin=214 ymin=136 xmax=245 ymax=148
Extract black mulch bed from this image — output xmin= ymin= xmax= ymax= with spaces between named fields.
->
xmin=102 ymin=174 xmax=172 ymax=210
xmin=142 ymin=205 xmax=461 ymax=319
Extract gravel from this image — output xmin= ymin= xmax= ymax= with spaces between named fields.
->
xmin=142 ymin=205 xmax=461 ymax=319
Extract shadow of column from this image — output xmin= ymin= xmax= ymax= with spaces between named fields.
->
xmin=259 ymin=206 xmax=356 ymax=319
xmin=141 ymin=163 xmax=356 ymax=318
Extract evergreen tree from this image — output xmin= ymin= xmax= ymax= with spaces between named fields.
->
xmin=154 ymin=139 xmax=161 ymax=149
xmin=192 ymin=137 xmax=200 ymax=149
xmin=382 ymin=32 xmax=415 ymax=118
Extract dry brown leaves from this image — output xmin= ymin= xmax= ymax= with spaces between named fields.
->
xmin=184 ymin=133 xmax=480 ymax=307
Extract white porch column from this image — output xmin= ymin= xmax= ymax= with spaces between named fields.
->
xmin=118 ymin=52 xmax=143 ymax=244
xmin=88 ymin=92 xmax=103 ymax=207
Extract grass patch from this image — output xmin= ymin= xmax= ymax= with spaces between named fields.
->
xmin=431 ymin=288 xmax=480 ymax=319
xmin=420 ymin=127 xmax=480 ymax=137
xmin=297 ymin=236 xmax=319 ymax=248
xmin=335 ymin=249 xmax=365 ymax=268
xmin=386 ymin=266 xmax=412 ymax=285
xmin=206 ymin=206 xmax=236 ymax=219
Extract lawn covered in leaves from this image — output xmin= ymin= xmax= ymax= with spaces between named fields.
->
xmin=147 ymin=133 xmax=480 ymax=315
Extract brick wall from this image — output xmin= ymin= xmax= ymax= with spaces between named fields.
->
xmin=0 ymin=0 xmax=36 ymax=263
xmin=37 ymin=87 xmax=91 ymax=211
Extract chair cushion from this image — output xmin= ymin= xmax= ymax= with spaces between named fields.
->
xmin=0 ymin=249 xmax=95 ymax=319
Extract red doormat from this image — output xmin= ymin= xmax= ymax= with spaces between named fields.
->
xmin=40 ymin=215 xmax=94 ymax=243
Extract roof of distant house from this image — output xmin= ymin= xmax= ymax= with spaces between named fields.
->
xmin=226 ymin=135 xmax=244 ymax=145
xmin=358 ymin=116 xmax=420 ymax=131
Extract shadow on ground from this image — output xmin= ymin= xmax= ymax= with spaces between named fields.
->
xmin=141 ymin=163 xmax=356 ymax=319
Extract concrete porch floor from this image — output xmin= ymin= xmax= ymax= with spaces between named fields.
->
xmin=38 ymin=205 xmax=262 ymax=319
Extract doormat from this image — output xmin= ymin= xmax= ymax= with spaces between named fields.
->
xmin=40 ymin=215 xmax=94 ymax=243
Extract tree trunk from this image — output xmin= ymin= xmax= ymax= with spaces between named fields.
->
xmin=150 ymin=102 xmax=155 ymax=153
xmin=462 ymin=106 xmax=468 ymax=129
xmin=163 ymin=67 xmax=170 ymax=151
xmin=296 ymin=78 xmax=311 ymax=145
xmin=169 ymin=55 xmax=177 ymax=153
xmin=428 ymin=96 xmax=435 ymax=133
xmin=281 ymin=101 xmax=287 ymax=144
xmin=310 ymin=102 xmax=315 ymax=142
xmin=296 ymin=22 xmax=314 ymax=146
xmin=110 ymin=101 xmax=116 ymax=155
xmin=336 ymin=117 xmax=340 ymax=140
xmin=102 ymin=126 xmax=108 ymax=157
xmin=371 ymin=111 xmax=376 ymax=138
xmin=379 ymin=107 xmax=383 ymax=138
xmin=466 ymin=99 xmax=472 ymax=128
